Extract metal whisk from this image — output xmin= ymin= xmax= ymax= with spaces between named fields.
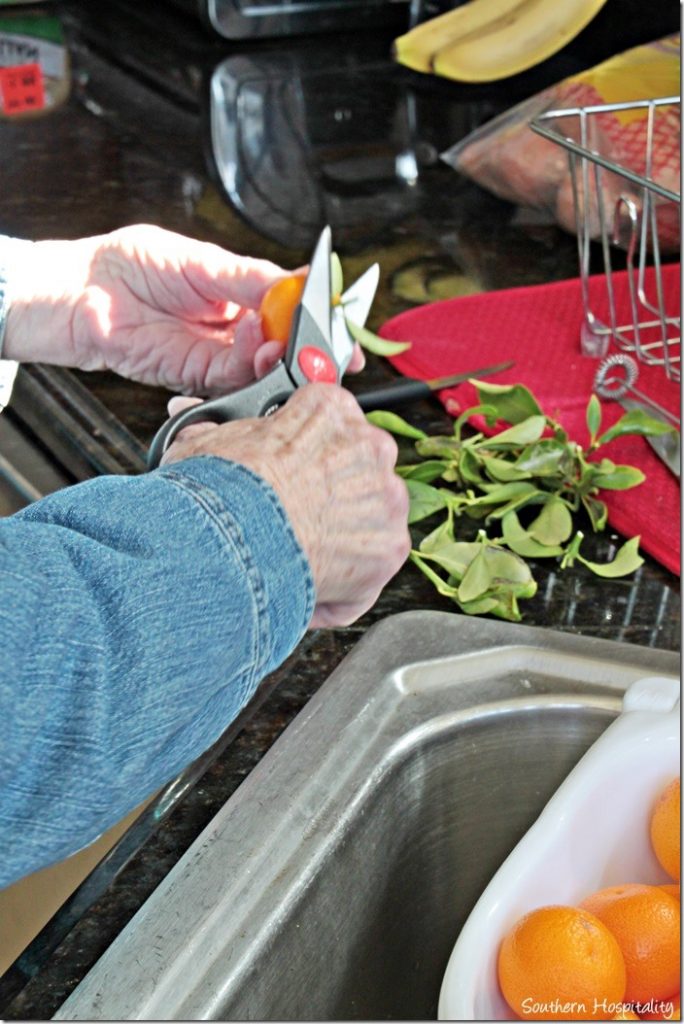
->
xmin=593 ymin=354 xmax=680 ymax=427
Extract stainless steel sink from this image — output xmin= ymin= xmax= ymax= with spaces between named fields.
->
xmin=55 ymin=612 xmax=679 ymax=1021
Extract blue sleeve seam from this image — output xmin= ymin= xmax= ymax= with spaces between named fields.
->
xmin=161 ymin=457 xmax=316 ymax=637
xmin=161 ymin=470 xmax=268 ymax=681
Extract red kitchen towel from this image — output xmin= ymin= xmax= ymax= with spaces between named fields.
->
xmin=381 ymin=264 xmax=681 ymax=575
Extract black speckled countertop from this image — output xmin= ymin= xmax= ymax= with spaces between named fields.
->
xmin=0 ymin=0 xmax=679 ymax=1017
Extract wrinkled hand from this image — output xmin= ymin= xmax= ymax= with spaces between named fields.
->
xmin=5 ymin=224 xmax=363 ymax=395
xmin=162 ymin=384 xmax=411 ymax=628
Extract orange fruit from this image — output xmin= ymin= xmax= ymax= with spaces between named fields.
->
xmin=660 ymin=884 xmax=680 ymax=902
xmin=497 ymin=904 xmax=626 ymax=1021
xmin=259 ymin=273 xmax=306 ymax=346
xmin=639 ymin=992 xmax=680 ymax=1020
xmin=580 ymin=884 xmax=680 ymax=1003
xmin=650 ymin=779 xmax=681 ymax=882
xmin=613 ymin=1010 xmax=641 ymax=1020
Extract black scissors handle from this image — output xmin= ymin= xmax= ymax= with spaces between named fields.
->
xmin=147 ymin=360 xmax=296 ymax=469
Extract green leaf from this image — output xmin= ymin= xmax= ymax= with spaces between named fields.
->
xmin=345 ymin=318 xmax=411 ymax=357
xmin=471 ymin=482 xmax=541 ymax=521
xmin=409 ymin=551 xmax=460 ymax=598
xmin=330 ymin=252 xmax=344 ymax=298
xmin=459 ymin=446 xmax=485 ymax=485
xmin=514 ymin=439 xmax=570 ymax=477
xmin=486 ymin=489 xmax=543 ymax=521
xmin=502 ymin=511 xmax=564 ymax=558
xmin=474 ymin=381 xmax=543 ymax=423
xmin=419 ymin=542 xmax=482 ymax=580
xmin=593 ymin=465 xmax=645 ymax=490
xmin=479 ymin=416 xmax=546 ymax=448
xmin=416 ymin=435 xmax=463 ymax=459
xmin=477 ymin=481 xmax=539 ymax=502
xmin=458 ymin=594 xmax=503 ymax=617
xmin=581 ymin=494 xmax=608 ymax=532
xmin=481 ymin=454 xmax=531 ymax=482
xmin=578 ymin=536 xmax=644 ymax=578
xmin=597 ymin=409 xmax=677 ymax=447
xmin=482 ymin=546 xmax=536 ymax=592
xmin=406 ymin=479 xmax=448 ymax=524
xmin=455 ymin=549 xmax=537 ymax=619
xmin=576 ymin=464 xmax=600 ymax=495
xmin=463 ymin=585 xmax=533 ymax=621
xmin=396 ymin=460 xmax=448 ymax=482
xmin=586 ymin=394 xmax=602 ymax=444
xmin=366 ymin=410 xmax=427 ymax=439
xmin=419 ymin=518 xmax=454 ymax=553
xmin=457 ymin=549 xmax=492 ymax=602
xmin=453 ymin=403 xmax=498 ymax=437
xmin=594 ymin=457 xmax=616 ymax=475
xmin=528 ymin=497 xmax=573 ymax=545
xmin=457 ymin=543 xmax=536 ymax=604
xmin=481 ymin=588 xmax=530 ymax=622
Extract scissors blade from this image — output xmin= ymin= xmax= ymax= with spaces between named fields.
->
xmin=331 ymin=263 xmax=380 ymax=375
xmin=297 ymin=225 xmax=333 ymax=346
xmin=341 ymin=263 xmax=379 ymax=329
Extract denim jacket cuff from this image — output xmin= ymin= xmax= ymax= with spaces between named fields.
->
xmin=157 ymin=456 xmax=316 ymax=672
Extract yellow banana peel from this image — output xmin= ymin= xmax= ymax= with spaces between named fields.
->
xmin=394 ymin=0 xmax=610 ymax=82
xmin=394 ymin=0 xmax=522 ymax=73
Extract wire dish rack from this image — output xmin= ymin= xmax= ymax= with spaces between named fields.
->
xmin=531 ymin=96 xmax=681 ymax=391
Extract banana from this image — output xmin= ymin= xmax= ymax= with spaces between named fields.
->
xmin=393 ymin=0 xmax=524 ymax=73
xmin=433 ymin=0 xmax=609 ymax=81
xmin=394 ymin=0 xmax=609 ymax=81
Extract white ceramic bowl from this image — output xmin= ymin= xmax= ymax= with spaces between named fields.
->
xmin=438 ymin=676 xmax=681 ymax=1022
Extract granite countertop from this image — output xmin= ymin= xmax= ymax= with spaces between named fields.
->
xmin=0 ymin=0 xmax=679 ymax=1017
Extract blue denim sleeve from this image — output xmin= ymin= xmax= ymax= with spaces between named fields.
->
xmin=0 ymin=455 xmax=315 ymax=888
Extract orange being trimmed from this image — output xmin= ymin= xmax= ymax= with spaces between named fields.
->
xmin=639 ymin=992 xmax=680 ymax=1020
xmin=650 ymin=778 xmax=681 ymax=882
xmin=580 ymin=884 xmax=680 ymax=1003
xmin=259 ymin=272 xmax=307 ymax=346
xmin=497 ymin=904 xmax=627 ymax=1021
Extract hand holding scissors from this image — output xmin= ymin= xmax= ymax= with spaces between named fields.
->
xmin=147 ymin=225 xmax=514 ymax=469
xmin=147 ymin=227 xmax=378 ymax=469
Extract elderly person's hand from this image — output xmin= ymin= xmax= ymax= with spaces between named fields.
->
xmin=4 ymin=224 xmax=363 ymax=395
xmin=162 ymin=384 xmax=411 ymax=628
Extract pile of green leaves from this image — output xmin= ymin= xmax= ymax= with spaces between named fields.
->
xmin=368 ymin=379 xmax=676 ymax=622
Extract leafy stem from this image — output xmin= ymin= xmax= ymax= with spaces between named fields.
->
xmin=370 ymin=381 xmax=666 ymax=621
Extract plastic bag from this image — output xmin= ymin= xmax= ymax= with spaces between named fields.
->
xmin=442 ymin=35 xmax=680 ymax=251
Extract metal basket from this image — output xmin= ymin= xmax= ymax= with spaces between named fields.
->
xmin=531 ymin=96 xmax=681 ymax=385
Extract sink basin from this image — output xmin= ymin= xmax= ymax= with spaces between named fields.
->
xmin=55 ymin=612 xmax=679 ymax=1021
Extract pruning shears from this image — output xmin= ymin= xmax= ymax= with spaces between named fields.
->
xmin=147 ymin=225 xmax=379 ymax=469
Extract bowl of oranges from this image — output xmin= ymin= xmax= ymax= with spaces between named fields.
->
xmin=438 ymin=675 xmax=680 ymax=1022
